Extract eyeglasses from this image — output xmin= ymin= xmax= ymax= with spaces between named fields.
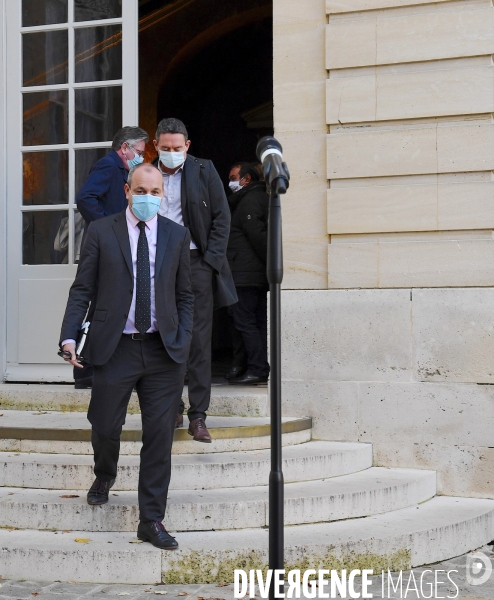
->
xmin=126 ymin=144 xmax=145 ymax=158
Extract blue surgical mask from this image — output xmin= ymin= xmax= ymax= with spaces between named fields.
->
xmin=131 ymin=194 xmax=161 ymax=221
xmin=159 ymin=150 xmax=185 ymax=170
xmin=127 ymin=146 xmax=144 ymax=169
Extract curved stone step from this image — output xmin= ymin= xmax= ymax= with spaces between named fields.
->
xmin=163 ymin=496 xmax=494 ymax=584
xmin=0 ymin=411 xmax=311 ymax=454
xmin=0 ymin=497 xmax=492 ymax=584
xmin=0 ymin=441 xmax=372 ymax=490
xmin=0 ymin=468 xmax=436 ymax=532
xmin=0 ymin=383 xmax=268 ymax=417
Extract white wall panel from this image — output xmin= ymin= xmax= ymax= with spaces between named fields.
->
xmin=327 ymin=7 xmax=494 ymax=69
xmin=327 ymin=66 xmax=494 ymax=124
xmin=327 ymin=0 xmax=454 ymax=14
xmin=328 ymin=232 xmax=494 ymax=288
xmin=328 ymin=180 xmax=494 ymax=234
xmin=328 ymin=124 xmax=494 ymax=179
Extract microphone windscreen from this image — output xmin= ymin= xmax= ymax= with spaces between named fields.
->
xmin=256 ymin=136 xmax=283 ymax=162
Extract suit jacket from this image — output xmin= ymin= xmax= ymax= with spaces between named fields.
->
xmin=60 ymin=211 xmax=194 ymax=366
xmin=154 ymin=154 xmax=237 ymax=308
xmin=76 ymin=150 xmax=128 ymax=224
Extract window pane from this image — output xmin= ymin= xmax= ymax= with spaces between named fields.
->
xmin=22 ymin=0 xmax=68 ymax=27
xmin=74 ymin=0 xmax=122 ymax=21
xmin=75 ymin=86 xmax=122 ymax=143
xmin=74 ymin=210 xmax=85 ymax=263
xmin=23 ymin=151 xmax=68 ymax=206
xmin=75 ymin=147 xmax=108 ymax=194
xmin=23 ymin=210 xmax=68 ymax=264
xmin=23 ymin=90 xmax=68 ymax=146
xmin=23 ymin=30 xmax=68 ymax=87
xmin=75 ymin=25 xmax=122 ymax=83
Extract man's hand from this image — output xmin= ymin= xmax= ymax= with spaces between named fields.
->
xmin=62 ymin=343 xmax=84 ymax=369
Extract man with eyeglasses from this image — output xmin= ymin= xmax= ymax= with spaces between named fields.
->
xmin=74 ymin=126 xmax=149 ymax=390
xmin=77 ymin=126 xmax=149 ymax=226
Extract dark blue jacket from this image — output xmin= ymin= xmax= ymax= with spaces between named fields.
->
xmin=76 ymin=150 xmax=128 ymax=224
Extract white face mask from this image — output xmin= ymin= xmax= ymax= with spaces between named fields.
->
xmin=159 ymin=150 xmax=185 ymax=170
xmin=229 ymin=181 xmax=242 ymax=193
xmin=229 ymin=176 xmax=246 ymax=193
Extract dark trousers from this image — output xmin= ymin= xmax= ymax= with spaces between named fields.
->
xmin=232 ymin=286 xmax=269 ymax=378
xmin=178 ymin=255 xmax=214 ymax=421
xmin=88 ymin=334 xmax=185 ymax=523
xmin=228 ymin=305 xmax=247 ymax=369
xmin=74 ymin=362 xmax=93 ymax=385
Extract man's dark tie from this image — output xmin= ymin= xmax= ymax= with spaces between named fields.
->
xmin=135 ymin=221 xmax=151 ymax=333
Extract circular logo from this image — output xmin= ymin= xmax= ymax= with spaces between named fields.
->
xmin=466 ymin=551 xmax=492 ymax=586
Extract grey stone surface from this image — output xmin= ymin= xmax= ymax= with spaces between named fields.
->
xmin=0 ymin=411 xmax=311 ymax=455
xmin=0 ymin=384 xmax=268 ymax=417
xmin=281 ymin=289 xmax=412 ymax=382
xmin=0 ymin=410 xmax=285 ymax=431
xmin=1 ymin=545 xmax=494 ymax=598
xmin=0 ymin=441 xmax=372 ymax=491
xmin=282 ymin=380 xmax=360 ymax=441
xmin=373 ymin=441 xmax=494 ymax=499
xmin=357 ymin=381 xmax=494 ymax=497
xmin=412 ymin=287 xmax=494 ymax=384
xmin=359 ymin=381 xmax=494 ymax=447
xmin=0 ymin=468 xmax=435 ymax=532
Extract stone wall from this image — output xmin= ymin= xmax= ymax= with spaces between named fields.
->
xmin=273 ymin=0 xmax=329 ymax=289
xmin=326 ymin=0 xmax=494 ymax=287
xmin=274 ymin=0 xmax=494 ymax=497
xmin=275 ymin=0 xmax=494 ymax=289
xmin=281 ymin=289 xmax=494 ymax=498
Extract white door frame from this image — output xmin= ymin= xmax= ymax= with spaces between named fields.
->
xmin=0 ymin=0 xmax=7 ymax=381
xmin=4 ymin=0 xmax=138 ymax=382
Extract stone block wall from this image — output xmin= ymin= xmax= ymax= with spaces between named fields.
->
xmin=274 ymin=0 xmax=494 ymax=498
xmin=325 ymin=0 xmax=494 ymax=288
xmin=273 ymin=0 xmax=329 ymax=289
xmin=280 ymin=289 xmax=494 ymax=499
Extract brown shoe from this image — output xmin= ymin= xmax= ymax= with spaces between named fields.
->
xmin=188 ymin=417 xmax=212 ymax=443
xmin=175 ymin=413 xmax=184 ymax=429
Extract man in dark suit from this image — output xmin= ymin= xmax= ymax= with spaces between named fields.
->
xmin=153 ymin=118 xmax=236 ymax=442
xmin=60 ymin=163 xmax=193 ymax=550
xmin=74 ymin=126 xmax=149 ymax=390
xmin=77 ymin=126 xmax=149 ymax=224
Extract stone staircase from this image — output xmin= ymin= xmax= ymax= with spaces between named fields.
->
xmin=0 ymin=384 xmax=493 ymax=584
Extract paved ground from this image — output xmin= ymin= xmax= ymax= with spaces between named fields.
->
xmin=0 ymin=544 xmax=493 ymax=599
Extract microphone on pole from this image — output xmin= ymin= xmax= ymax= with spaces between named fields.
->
xmin=256 ymin=136 xmax=289 ymax=600
xmin=256 ymin=136 xmax=290 ymax=195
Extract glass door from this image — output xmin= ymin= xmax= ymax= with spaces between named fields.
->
xmin=6 ymin=0 xmax=138 ymax=381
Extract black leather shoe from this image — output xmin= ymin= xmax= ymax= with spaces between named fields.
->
xmin=137 ymin=521 xmax=179 ymax=550
xmin=225 ymin=365 xmax=246 ymax=380
xmin=87 ymin=478 xmax=115 ymax=505
xmin=230 ymin=373 xmax=268 ymax=386
xmin=175 ymin=413 xmax=184 ymax=428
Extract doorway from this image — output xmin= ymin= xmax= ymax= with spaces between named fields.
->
xmin=139 ymin=0 xmax=273 ymax=376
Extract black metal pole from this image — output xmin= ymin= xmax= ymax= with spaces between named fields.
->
xmin=268 ymin=186 xmax=284 ymax=600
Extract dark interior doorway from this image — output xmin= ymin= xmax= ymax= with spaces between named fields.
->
xmin=139 ymin=0 xmax=273 ymax=377
xmin=155 ymin=19 xmax=273 ymax=178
